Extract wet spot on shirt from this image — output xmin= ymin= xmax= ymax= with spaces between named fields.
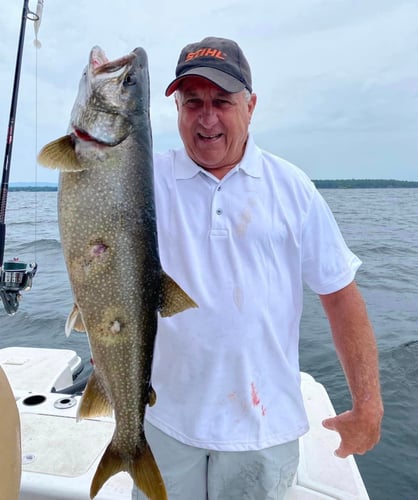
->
xmin=236 ymin=208 xmax=252 ymax=236
xmin=233 ymin=286 xmax=244 ymax=311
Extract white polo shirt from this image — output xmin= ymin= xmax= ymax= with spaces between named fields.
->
xmin=146 ymin=135 xmax=361 ymax=451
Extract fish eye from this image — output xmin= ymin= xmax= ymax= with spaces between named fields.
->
xmin=124 ymin=74 xmax=137 ymax=86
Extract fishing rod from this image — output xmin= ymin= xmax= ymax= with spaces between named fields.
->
xmin=0 ymin=0 xmax=43 ymax=315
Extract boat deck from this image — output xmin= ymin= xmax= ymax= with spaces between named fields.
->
xmin=0 ymin=347 xmax=369 ymax=499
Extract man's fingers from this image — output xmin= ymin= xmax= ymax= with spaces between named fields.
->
xmin=322 ymin=417 xmax=337 ymax=431
xmin=322 ymin=417 xmax=347 ymax=458
xmin=334 ymin=445 xmax=349 ymax=459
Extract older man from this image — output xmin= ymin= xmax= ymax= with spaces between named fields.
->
xmin=133 ymin=36 xmax=383 ymax=500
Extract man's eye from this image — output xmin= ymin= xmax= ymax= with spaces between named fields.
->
xmin=215 ymin=99 xmax=232 ymax=107
xmin=184 ymin=99 xmax=201 ymax=107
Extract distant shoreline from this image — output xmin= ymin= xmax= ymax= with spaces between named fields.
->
xmin=314 ymin=179 xmax=418 ymax=189
xmin=10 ymin=186 xmax=58 ymax=192
xmin=9 ymin=179 xmax=418 ymax=191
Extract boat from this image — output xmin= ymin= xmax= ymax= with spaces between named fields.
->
xmin=0 ymin=345 xmax=369 ymax=499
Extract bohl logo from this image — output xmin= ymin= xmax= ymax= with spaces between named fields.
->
xmin=185 ymin=48 xmax=226 ymax=62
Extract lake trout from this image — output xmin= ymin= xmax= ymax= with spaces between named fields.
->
xmin=38 ymin=46 xmax=197 ymax=500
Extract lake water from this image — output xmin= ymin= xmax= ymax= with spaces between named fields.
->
xmin=1 ymin=189 xmax=417 ymax=500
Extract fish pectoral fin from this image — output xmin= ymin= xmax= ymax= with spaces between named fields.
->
xmin=37 ymin=135 xmax=85 ymax=171
xmin=148 ymin=386 xmax=157 ymax=407
xmin=90 ymin=440 xmax=167 ymax=500
xmin=65 ymin=304 xmax=86 ymax=337
xmin=159 ymin=272 xmax=198 ymax=317
xmin=77 ymin=371 xmax=113 ymax=420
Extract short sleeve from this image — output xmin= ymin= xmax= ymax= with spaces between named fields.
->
xmin=302 ymin=190 xmax=361 ymax=294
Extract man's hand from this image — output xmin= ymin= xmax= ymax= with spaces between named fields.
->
xmin=322 ymin=405 xmax=383 ymax=458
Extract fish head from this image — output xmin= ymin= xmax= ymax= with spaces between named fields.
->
xmin=69 ymin=46 xmax=150 ymax=147
xmin=38 ymin=47 xmax=150 ymax=172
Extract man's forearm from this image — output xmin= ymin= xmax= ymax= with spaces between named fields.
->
xmin=320 ymin=280 xmax=382 ymax=410
xmin=319 ymin=280 xmax=383 ymax=457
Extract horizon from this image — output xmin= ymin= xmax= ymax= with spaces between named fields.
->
xmin=10 ymin=178 xmax=418 ymax=187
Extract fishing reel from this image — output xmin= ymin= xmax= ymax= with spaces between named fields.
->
xmin=0 ymin=260 xmax=38 ymax=316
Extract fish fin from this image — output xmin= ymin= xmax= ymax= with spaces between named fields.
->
xmin=148 ymin=386 xmax=157 ymax=407
xmin=77 ymin=371 xmax=113 ymax=420
xmin=37 ymin=135 xmax=85 ymax=171
xmin=159 ymin=272 xmax=198 ymax=317
xmin=90 ymin=440 xmax=167 ymax=500
xmin=129 ymin=442 xmax=167 ymax=500
xmin=65 ymin=304 xmax=86 ymax=337
xmin=90 ymin=444 xmax=124 ymax=499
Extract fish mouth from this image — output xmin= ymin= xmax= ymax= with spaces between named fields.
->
xmin=89 ymin=46 xmax=136 ymax=76
xmin=68 ymin=46 xmax=138 ymax=147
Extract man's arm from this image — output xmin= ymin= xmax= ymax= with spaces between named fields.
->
xmin=319 ymin=280 xmax=384 ymax=458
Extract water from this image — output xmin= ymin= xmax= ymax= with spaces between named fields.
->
xmin=1 ymin=189 xmax=418 ymax=499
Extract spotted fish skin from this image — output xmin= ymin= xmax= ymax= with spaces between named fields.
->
xmin=38 ymin=46 xmax=196 ymax=500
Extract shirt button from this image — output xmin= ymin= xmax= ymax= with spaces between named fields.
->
xmin=217 ymin=186 xmax=222 ymax=191
xmin=216 ymin=209 xmax=223 ymax=215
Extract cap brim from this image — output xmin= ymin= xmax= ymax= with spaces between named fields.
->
xmin=165 ymin=67 xmax=246 ymax=96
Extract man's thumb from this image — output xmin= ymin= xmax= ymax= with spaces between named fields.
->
xmin=322 ymin=417 xmax=337 ymax=431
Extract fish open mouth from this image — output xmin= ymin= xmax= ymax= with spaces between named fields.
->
xmin=89 ymin=46 xmax=135 ymax=76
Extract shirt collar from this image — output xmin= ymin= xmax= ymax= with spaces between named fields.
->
xmin=173 ymin=134 xmax=262 ymax=180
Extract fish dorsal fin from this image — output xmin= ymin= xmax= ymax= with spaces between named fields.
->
xmin=37 ymin=135 xmax=85 ymax=171
xmin=65 ymin=304 xmax=86 ymax=337
xmin=77 ymin=371 xmax=113 ymax=420
xmin=159 ymin=272 xmax=198 ymax=317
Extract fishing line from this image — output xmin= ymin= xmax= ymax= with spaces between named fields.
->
xmin=27 ymin=0 xmax=43 ymax=275
xmin=33 ymin=14 xmax=39 ymax=265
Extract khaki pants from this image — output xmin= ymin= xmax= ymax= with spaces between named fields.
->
xmin=132 ymin=421 xmax=299 ymax=500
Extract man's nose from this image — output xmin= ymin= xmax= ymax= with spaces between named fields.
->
xmin=199 ymin=102 xmax=218 ymax=128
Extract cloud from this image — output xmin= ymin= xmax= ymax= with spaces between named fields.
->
xmin=1 ymin=0 xmax=417 ymax=182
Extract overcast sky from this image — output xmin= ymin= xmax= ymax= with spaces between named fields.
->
xmin=1 ymin=0 xmax=417 ymax=183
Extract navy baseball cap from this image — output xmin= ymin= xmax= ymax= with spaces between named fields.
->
xmin=165 ymin=36 xmax=252 ymax=96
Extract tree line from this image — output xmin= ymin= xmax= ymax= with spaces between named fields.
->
xmin=9 ymin=179 xmax=418 ymax=191
xmin=313 ymin=179 xmax=418 ymax=189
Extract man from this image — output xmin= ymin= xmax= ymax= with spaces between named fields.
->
xmin=133 ymin=36 xmax=383 ymax=500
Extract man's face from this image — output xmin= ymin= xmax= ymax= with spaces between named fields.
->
xmin=175 ymin=77 xmax=257 ymax=179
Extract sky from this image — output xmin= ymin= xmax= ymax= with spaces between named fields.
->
xmin=1 ymin=0 xmax=417 ymax=184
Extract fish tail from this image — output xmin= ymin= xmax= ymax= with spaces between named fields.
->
xmin=129 ymin=442 xmax=167 ymax=500
xmin=90 ymin=441 xmax=167 ymax=500
xmin=90 ymin=445 xmax=123 ymax=498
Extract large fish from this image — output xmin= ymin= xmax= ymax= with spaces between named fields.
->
xmin=38 ymin=46 xmax=197 ymax=499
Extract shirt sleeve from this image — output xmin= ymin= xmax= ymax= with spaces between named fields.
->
xmin=301 ymin=190 xmax=361 ymax=294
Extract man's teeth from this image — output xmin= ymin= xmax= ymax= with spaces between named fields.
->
xmin=199 ymin=133 xmax=221 ymax=139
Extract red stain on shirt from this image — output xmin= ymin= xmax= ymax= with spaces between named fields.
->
xmin=251 ymin=382 xmax=260 ymax=406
